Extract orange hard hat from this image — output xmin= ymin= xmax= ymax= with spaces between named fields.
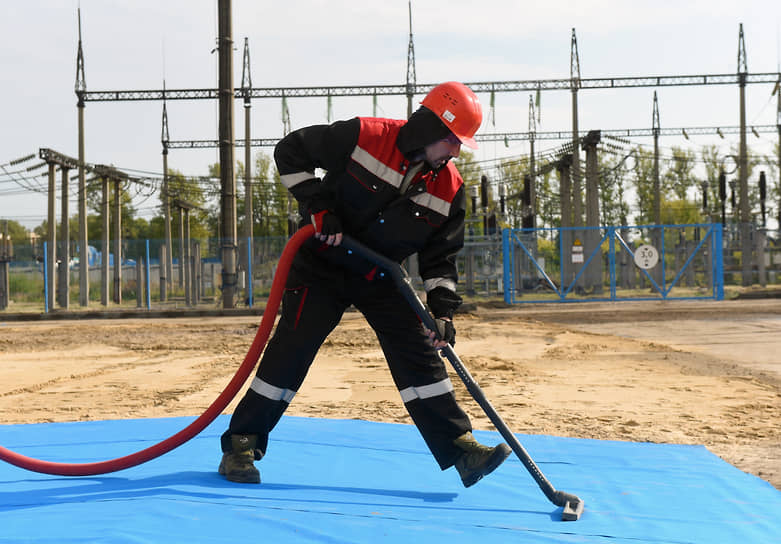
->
xmin=420 ymin=81 xmax=482 ymax=149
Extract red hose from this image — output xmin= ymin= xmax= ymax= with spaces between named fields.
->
xmin=0 ymin=225 xmax=315 ymax=476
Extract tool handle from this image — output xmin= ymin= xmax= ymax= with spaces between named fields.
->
xmin=339 ymin=236 xmax=573 ymax=507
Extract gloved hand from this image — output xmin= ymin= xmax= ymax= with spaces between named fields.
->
xmin=311 ymin=209 xmax=343 ymax=246
xmin=434 ymin=318 xmax=456 ymax=346
xmin=427 ymin=286 xmax=463 ymax=320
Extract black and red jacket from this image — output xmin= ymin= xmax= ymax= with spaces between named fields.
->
xmin=274 ymin=116 xmax=466 ymax=308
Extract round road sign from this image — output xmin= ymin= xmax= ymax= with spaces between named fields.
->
xmin=634 ymin=244 xmax=659 ymax=269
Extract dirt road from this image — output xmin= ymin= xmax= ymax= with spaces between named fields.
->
xmin=0 ymin=298 xmax=778 ymax=489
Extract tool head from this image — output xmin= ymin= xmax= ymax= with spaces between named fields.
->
xmin=561 ymin=495 xmax=585 ymax=521
xmin=552 ymin=490 xmax=584 ymax=521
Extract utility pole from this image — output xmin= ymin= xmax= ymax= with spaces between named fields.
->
xmin=282 ymin=94 xmax=296 ymax=237
xmin=241 ymin=36 xmax=254 ymax=306
xmin=75 ymin=8 xmax=89 ymax=306
xmin=651 ymin=91 xmax=664 ymax=286
xmin=557 ymin=155 xmax=573 ymax=289
xmin=652 ymin=91 xmax=661 ymax=225
xmin=40 ymin=149 xmax=81 ymax=309
xmin=0 ymin=222 xmax=10 ymax=311
xmin=777 ymin=74 xmax=781 ymax=231
xmin=218 ymin=0 xmax=237 ymax=308
xmin=100 ymin=174 xmax=109 ymax=305
xmin=113 ymin=178 xmax=122 ymax=304
xmin=90 ymin=163 xmax=136 ymax=306
xmin=737 ymin=23 xmax=752 ymax=286
xmin=582 ymin=130 xmax=602 ymax=292
xmin=161 ymin=82 xmax=172 ymax=300
xmin=58 ymin=166 xmax=70 ymax=309
xmin=570 ymin=29 xmax=583 ymax=229
xmin=528 ymin=95 xmax=537 ymax=230
xmin=46 ymin=163 xmax=56 ymax=311
xmin=406 ymin=0 xmax=416 ymax=119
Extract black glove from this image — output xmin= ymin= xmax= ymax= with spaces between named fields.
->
xmin=434 ymin=318 xmax=456 ymax=346
xmin=427 ymin=286 xmax=463 ymax=320
xmin=310 ymin=209 xmax=342 ymax=243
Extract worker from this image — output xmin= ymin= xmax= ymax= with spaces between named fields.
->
xmin=219 ymin=81 xmax=511 ymax=488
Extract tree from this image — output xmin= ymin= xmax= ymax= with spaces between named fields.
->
xmin=86 ymin=178 xmax=137 ymax=242
xmin=237 ymin=151 xmax=290 ymax=237
xmin=535 ymin=169 xmax=557 ymax=233
xmin=165 ymin=168 xmax=214 ymax=242
xmin=454 ymin=150 xmax=491 ymax=235
xmin=599 ymin=152 xmax=631 ymax=227
xmin=1 ymin=219 xmax=29 ymax=244
xmin=495 ymin=156 xmax=529 ymax=230
xmin=664 ymin=147 xmax=698 ymax=201
xmin=1 ymin=219 xmax=34 ymax=261
xmin=700 ymin=144 xmax=724 ymax=222
xmin=632 ymin=147 xmax=657 ymax=224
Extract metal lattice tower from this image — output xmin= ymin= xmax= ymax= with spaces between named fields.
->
xmin=570 ymin=28 xmax=581 ymax=86
xmin=241 ymin=36 xmax=252 ymax=98
xmin=75 ymin=9 xmax=86 ymax=96
xmin=406 ymin=0 xmax=416 ymax=118
xmin=652 ymin=91 xmax=661 ymax=224
xmin=738 ymin=24 xmax=747 ymax=75
xmin=161 ymin=79 xmax=173 ymax=299
xmin=527 ymin=94 xmax=537 ymax=230
xmin=161 ymin=81 xmax=170 ymax=144
xmin=737 ymin=22 xmax=751 ymax=285
xmin=74 ymin=7 xmax=89 ymax=306
xmin=240 ymin=36 xmax=254 ymax=301
xmin=570 ymin=28 xmax=583 ymax=227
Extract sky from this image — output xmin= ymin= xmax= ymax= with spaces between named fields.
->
xmin=1 ymin=0 xmax=780 ymax=230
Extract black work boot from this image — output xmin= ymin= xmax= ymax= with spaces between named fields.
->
xmin=453 ymin=432 xmax=511 ymax=488
xmin=218 ymin=434 xmax=261 ymax=483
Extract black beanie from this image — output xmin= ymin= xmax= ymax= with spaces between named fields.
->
xmin=396 ymin=107 xmax=452 ymax=159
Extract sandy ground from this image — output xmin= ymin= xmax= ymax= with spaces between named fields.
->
xmin=0 ymin=299 xmax=779 ymax=490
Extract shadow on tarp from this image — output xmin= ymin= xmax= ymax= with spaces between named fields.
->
xmin=1 ymin=415 xmax=779 ymax=543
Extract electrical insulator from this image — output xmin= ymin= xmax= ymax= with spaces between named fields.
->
xmin=759 ymin=171 xmax=766 ymax=201
xmin=718 ymin=171 xmax=726 ymax=201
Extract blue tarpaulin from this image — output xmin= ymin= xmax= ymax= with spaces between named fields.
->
xmin=1 ymin=415 xmax=779 ymax=543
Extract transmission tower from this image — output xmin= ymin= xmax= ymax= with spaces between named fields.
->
xmin=75 ymin=8 xmax=89 ymax=306
xmin=161 ymin=79 xmax=173 ymax=299
xmin=240 ymin=36 xmax=254 ymax=306
xmin=652 ymin=91 xmax=661 ymax=225
xmin=406 ymin=1 xmax=416 ymax=118
xmin=570 ymin=28 xmax=582 ymax=227
xmin=737 ymin=23 xmax=752 ymax=285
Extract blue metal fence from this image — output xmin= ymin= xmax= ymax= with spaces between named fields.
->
xmin=502 ymin=223 xmax=724 ymax=303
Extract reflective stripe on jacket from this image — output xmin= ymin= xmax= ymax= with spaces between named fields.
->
xmin=274 ymin=116 xmax=465 ymax=294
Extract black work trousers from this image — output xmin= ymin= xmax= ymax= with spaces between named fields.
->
xmin=222 ymin=254 xmax=472 ymax=470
